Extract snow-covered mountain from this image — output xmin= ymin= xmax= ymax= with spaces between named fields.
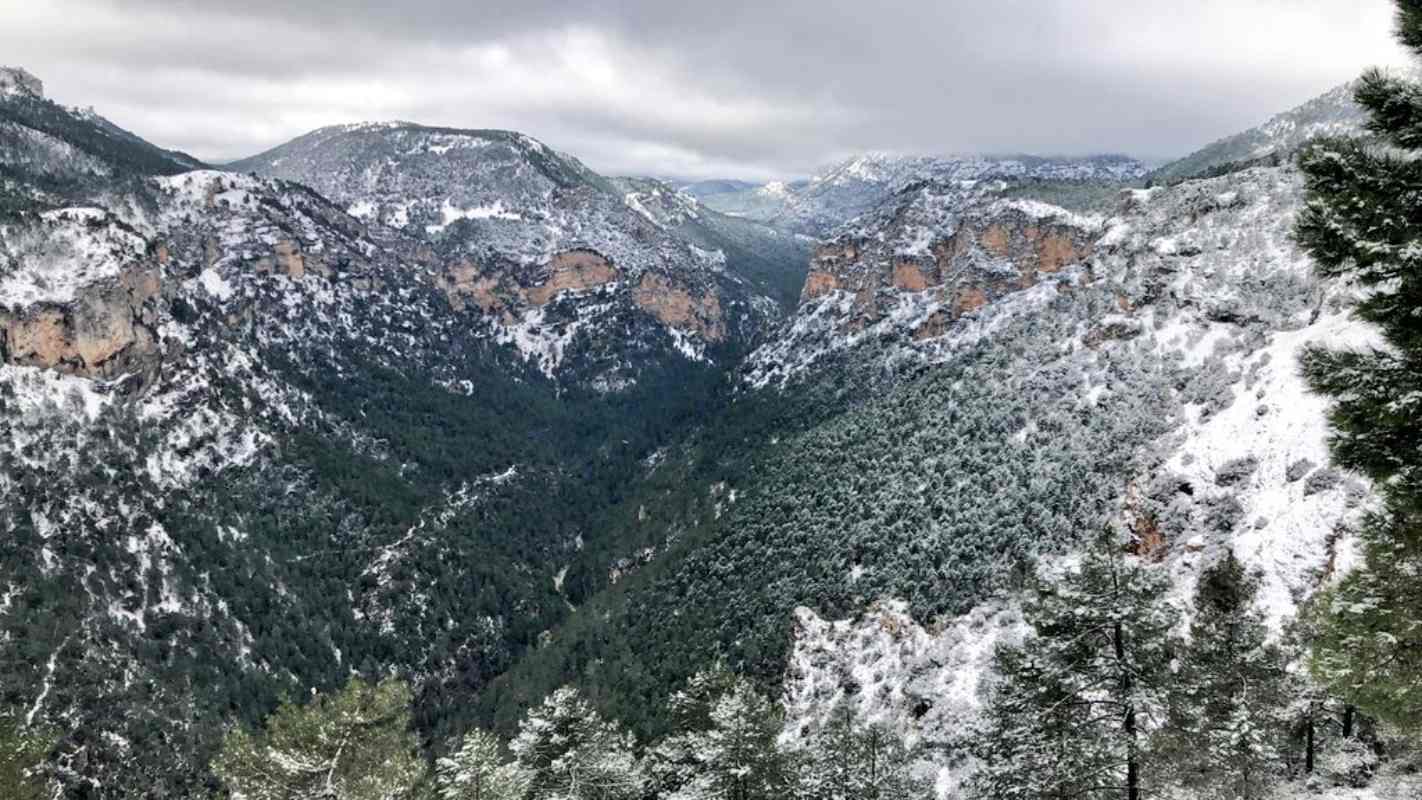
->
xmin=231 ymin=123 xmax=807 ymax=382
xmin=0 ymin=72 xmax=796 ymax=795
xmin=763 ymin=164 xmax=1375 ymax=792
xmin=481 ymin=80 xmax=1401 ymax=798
xmin=693 ymin=152 xmax=1146 ymax=237
xmin=1 ymin=62 xmax=1411 ymax=799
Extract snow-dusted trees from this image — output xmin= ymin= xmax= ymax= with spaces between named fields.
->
xmin=797 ymin=704 xmax=926 ymax=800
xmin=1159 ymin=553 xmax=1288 ymax=800
xmin=651 ymin=666 xmax=795 ymax=800
xmin=437 ymin=728 xmax=529 ymax=800
xmin=212 ymin=677 xmax=426 ymax=800
xmin=970 ymin=534 xmax=1173 ymax=800
xmin=511 ymin=686 xmax=643 ymax=800
xmin=1295 ymin=0 xmax=1422 ymax=733
xmin=0 ymin=714 xmax=55 ymax=800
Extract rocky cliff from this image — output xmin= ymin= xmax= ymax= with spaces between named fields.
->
xmin=0 ymin=209 xmax=166 ymax=384
xmin=0 ymin=66 xmax=43 ymax=98
xmin=746 ymin=183 xmax=1104 ymax=386
xmin=232 ymin=124 xmax=796 ymax=385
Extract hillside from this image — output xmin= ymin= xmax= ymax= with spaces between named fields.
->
xmin=0 ymin=75 xmax=773 ymax=796
xmin=479 ymin=151 xmax=1384 ymax=795
xmin=0 ymin=63 xmax=1413 ymax=799
xmin=232 ymin=123 xmax=808 ymax=385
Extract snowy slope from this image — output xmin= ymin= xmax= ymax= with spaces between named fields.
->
xmin=772 ymin=163 xmax=1380 ymax=796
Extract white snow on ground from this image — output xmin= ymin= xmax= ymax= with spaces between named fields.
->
xmin=25 ymin=634 xmax=70 ymax=726
xmin=624 ymin=192 xmax=662 ymax=227
xmin=0 ymin=364 xmax=112 ymax=421
xmin=0 ymin=207 xmax=148 ymax=306
xmin=782 ymin=600 xmax=1027 ymax=796
xmin=774 ymin=165 xmax=1390 ymax=797
xmin=992 ymin=198 xmax=1105 ymax=231
xmin=426 ymin=197 xmax=523 ymax=233
xmin=1156 ymin=309 xmax=1377 ymax=632
xmin=495 ymin=306 xmax=583 ymax=377
xmin=198 ymin=267 xmax=235 ymax=301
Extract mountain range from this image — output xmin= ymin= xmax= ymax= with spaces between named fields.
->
xmin=0 ymin=62 xmax=1408 ymax=797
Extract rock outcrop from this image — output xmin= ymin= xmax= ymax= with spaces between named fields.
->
xmin=526 ymin=250 xmax=619 ymax=306
xmin=0 ymin=66 xmax=43 ymax=97
xmin=633 ymin=272 xmax=726 ymax=342
xmin=0 ymin=264 xmax=164 ymax=383
xmin=438 ymin=248 xmax=620 ymax=317
xmin=799 ymin=199 xmax=1097 ymax=335
xmin=436 ymin=247 xmax=726 ymax=344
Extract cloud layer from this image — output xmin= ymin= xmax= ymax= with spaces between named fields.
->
xmin=0 ymin=0 xmax=1409 ymax=179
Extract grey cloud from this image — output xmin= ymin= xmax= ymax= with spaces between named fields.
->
xmin=0 ymin=0 xmax=1409 ymax=179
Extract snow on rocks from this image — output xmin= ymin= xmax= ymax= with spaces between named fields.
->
xmin=1153 ymin=309 xmax=1375 ymax=633
xmin=0 ymin=207 xmax=148 ymax=307
xmin=771 ymin=163 xmax=1385 ymax=796
xmin=781 ymin=599 xmax=1027 ymax=796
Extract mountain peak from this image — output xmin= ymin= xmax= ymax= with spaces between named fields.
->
xmin=0 ymin=66 xmax=43 ymax=98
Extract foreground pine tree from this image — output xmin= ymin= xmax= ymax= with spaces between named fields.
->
xmin=651 ymin=667 xmax=795 ymax=800
xmin=437 ymin=729 xmax=529 ymax=800
xmin=969 ymin=534 xmax=1173 ymax=800
xmin=0 ymin=715 xmax=55 ymax=800
xmin=1159 ymin=553 xmax=1288 ymax=800
xmin=510 ymin=686 xmax=643 ymax=800
xmin=212 ymin=678 xmax=426 ymax=800
xmin=1296 ymin=0 xmax=1422 ymax=732
xmin=797 ymin=704 xmax=927 ymax=800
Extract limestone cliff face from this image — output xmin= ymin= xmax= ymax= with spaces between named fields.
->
xmin=0 ymin=263 xmax=165 ymax=383
xmin=247 ymin=239 xmax=321 ymax=280
xmin=633 ymin=272 xmax=726 ymax=342
xmin=437 ymin=247 xmax=726 ymax=343
xmin=526 ymin=250 xmax=620 ymax=306
xmin=801 ymin=270 xmax=843 ymax=302
xmin=438 ymin=248 xmax=619 ymax=317
xmin=799 ymin=200 xmax=1097 ymax=338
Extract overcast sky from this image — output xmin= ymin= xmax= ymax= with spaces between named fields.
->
xmin=0 ymin=0 xmax=1410 ymax=180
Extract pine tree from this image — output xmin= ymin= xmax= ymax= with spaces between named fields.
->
xmin=0 ymin=715 xmax=56 ymax=800
xmin=1295 ymin=0 xmax=1422 ymax=732
xmin=969 ymin=533 xmax=1174 ymax=800
xmin=212 ymin=677 xmax=427 ymax=800
xmin=797 ymin=704 xmax=926 ymax=800
xmin=510 ymin=686 xmax=643 ymax=800
xmin=651 ymin=666 xmax=795 ymax=800
xmin=437 ymin=729 xmax=529 ymax=800
xmin=1159 ymin=553 xmax=1288 ymax=800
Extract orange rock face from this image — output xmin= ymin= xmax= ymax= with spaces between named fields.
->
xmin=634 ymin=272 xmax=726 ymax=342
xmin=955 ymin=287 xmax=989 ymax=315
xmin=440 ymin=260 xmax=507 ymax=314
xmin=1034 ymin=232 xmax=1085 ymax=274
xmin=525 ymin=250 xmax=619 ymax=306
xmin=891 ymin=262 xmax=933 ymax=291
xmin=912 ymin=310 xmax=952 ymax=341
xmin=802 ymin=270 xmax=843 ymax=301
xmin=981 ymin=225 xmax=1012 ymax=257
xmin=0 ymin=264 xmax=164 ymax=382
xmin=274 ymin=240 xmax=305 ymax=279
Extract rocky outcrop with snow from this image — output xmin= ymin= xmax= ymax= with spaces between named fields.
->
xmin=231 ymin=124 xmax=797 ymax=384
xmin=772 ymin=163 xmax=1377 ymax=794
